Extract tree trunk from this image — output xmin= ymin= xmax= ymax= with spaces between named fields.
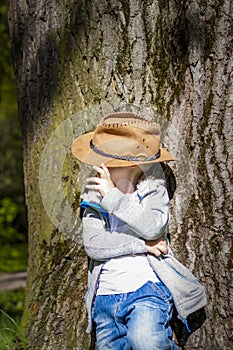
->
xmin=8 ymin=0 xmax=232 ymax=349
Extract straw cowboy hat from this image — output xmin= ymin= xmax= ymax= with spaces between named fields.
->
xmin=71 ymin=112 xmax=175 ymax=167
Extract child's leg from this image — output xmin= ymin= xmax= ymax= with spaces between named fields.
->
xmin=93 ymin=282 xmax=178 ymax=350
xmin=118 ymin=281 xmax=178 ymax=350
xmin=93 ymin=294 xmax=127 ymax=350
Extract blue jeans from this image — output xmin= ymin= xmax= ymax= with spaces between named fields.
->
xmin=93 ymin=281 xmax=178 ymax=350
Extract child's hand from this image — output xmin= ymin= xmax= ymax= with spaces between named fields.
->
xmin=146 ymin=237 xmax=168 ymax=257
xmin=86 ymin=163 xmax=115 ymax=197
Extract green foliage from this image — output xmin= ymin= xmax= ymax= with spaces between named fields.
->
xmin=0 ymin=197 xmax=28 ymax=273
xmin=0 ymin=198 xmax=26 ymax=244
xmin=0 ymin=290 xmax=25 ymax=318
xmin=0 ymin=310 xmax=23 ymax=350
xmin=0 ymin=289 xmax=25 ymax=349
xmin=0 ymin=244 xmax=28 ymax=273
xmin=0 ymin=1 xmax=27 ymax=274
xmin=0 ymin=2 xmax=27 ymax=343
xmin=0 ymin=1 xmax=23 ymax=199
xmin=0 ymin=197 xmax=28 ymax=274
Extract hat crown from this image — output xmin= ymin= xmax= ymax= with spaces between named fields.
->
xmin=71 ymin=112 xmax=175 ymax=167
xmin=92 ymin=113 xmax=161 ymax=159
xmin=100 ymin=112 xmax=160 ymax=133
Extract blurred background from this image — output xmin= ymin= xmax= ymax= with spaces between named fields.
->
xmin=0 ymin=1 xmax=28 ymax=348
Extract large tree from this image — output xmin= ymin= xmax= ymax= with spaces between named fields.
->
xmin=8 ymin=0 xmax=232 ymax=349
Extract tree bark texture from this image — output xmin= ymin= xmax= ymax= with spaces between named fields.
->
xmin=8 ymin=0 xmax=232 ymax=349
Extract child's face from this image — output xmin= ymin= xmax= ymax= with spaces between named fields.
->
xmin=108 ymin=166 xmax=143 ymax=186
xmin=90 ymin=163 xmax=152 ymax=194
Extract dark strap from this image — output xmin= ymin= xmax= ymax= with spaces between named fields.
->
xmin=80 ymin=201 xmax=109 ymax=219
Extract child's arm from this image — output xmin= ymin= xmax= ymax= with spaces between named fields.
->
xmin=82 ymin=207 xmax=168 ymax=261
xmin=82 ymin=207 xmax=148 ymax=261
xmin=101 ymin=181 xmax=169 ymax=241
xmin=85 ymin=163 xmax=169 ymax=242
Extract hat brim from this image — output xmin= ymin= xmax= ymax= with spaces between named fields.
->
xmin=71 ymin=131 xmax=175 ymax=167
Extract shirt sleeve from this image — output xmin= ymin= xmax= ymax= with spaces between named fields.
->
xmin=101 ymin=179 xmax=169 ymax=240
xmin=82 ymin=208 xmax=147 ymax=261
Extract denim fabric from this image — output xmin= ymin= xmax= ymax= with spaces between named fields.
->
xmin=93 ymin=281 xmax=178 ymax=350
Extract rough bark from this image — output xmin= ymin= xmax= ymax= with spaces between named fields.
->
xmin=8 ymin=0 xmax=232 ymax=349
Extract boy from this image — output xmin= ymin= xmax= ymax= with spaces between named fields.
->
xmin=71 ymin=112 xmax=207 ymax=349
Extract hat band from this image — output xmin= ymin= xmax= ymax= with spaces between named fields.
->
xmin=90 ymin=140 xmax=161 ymax=162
